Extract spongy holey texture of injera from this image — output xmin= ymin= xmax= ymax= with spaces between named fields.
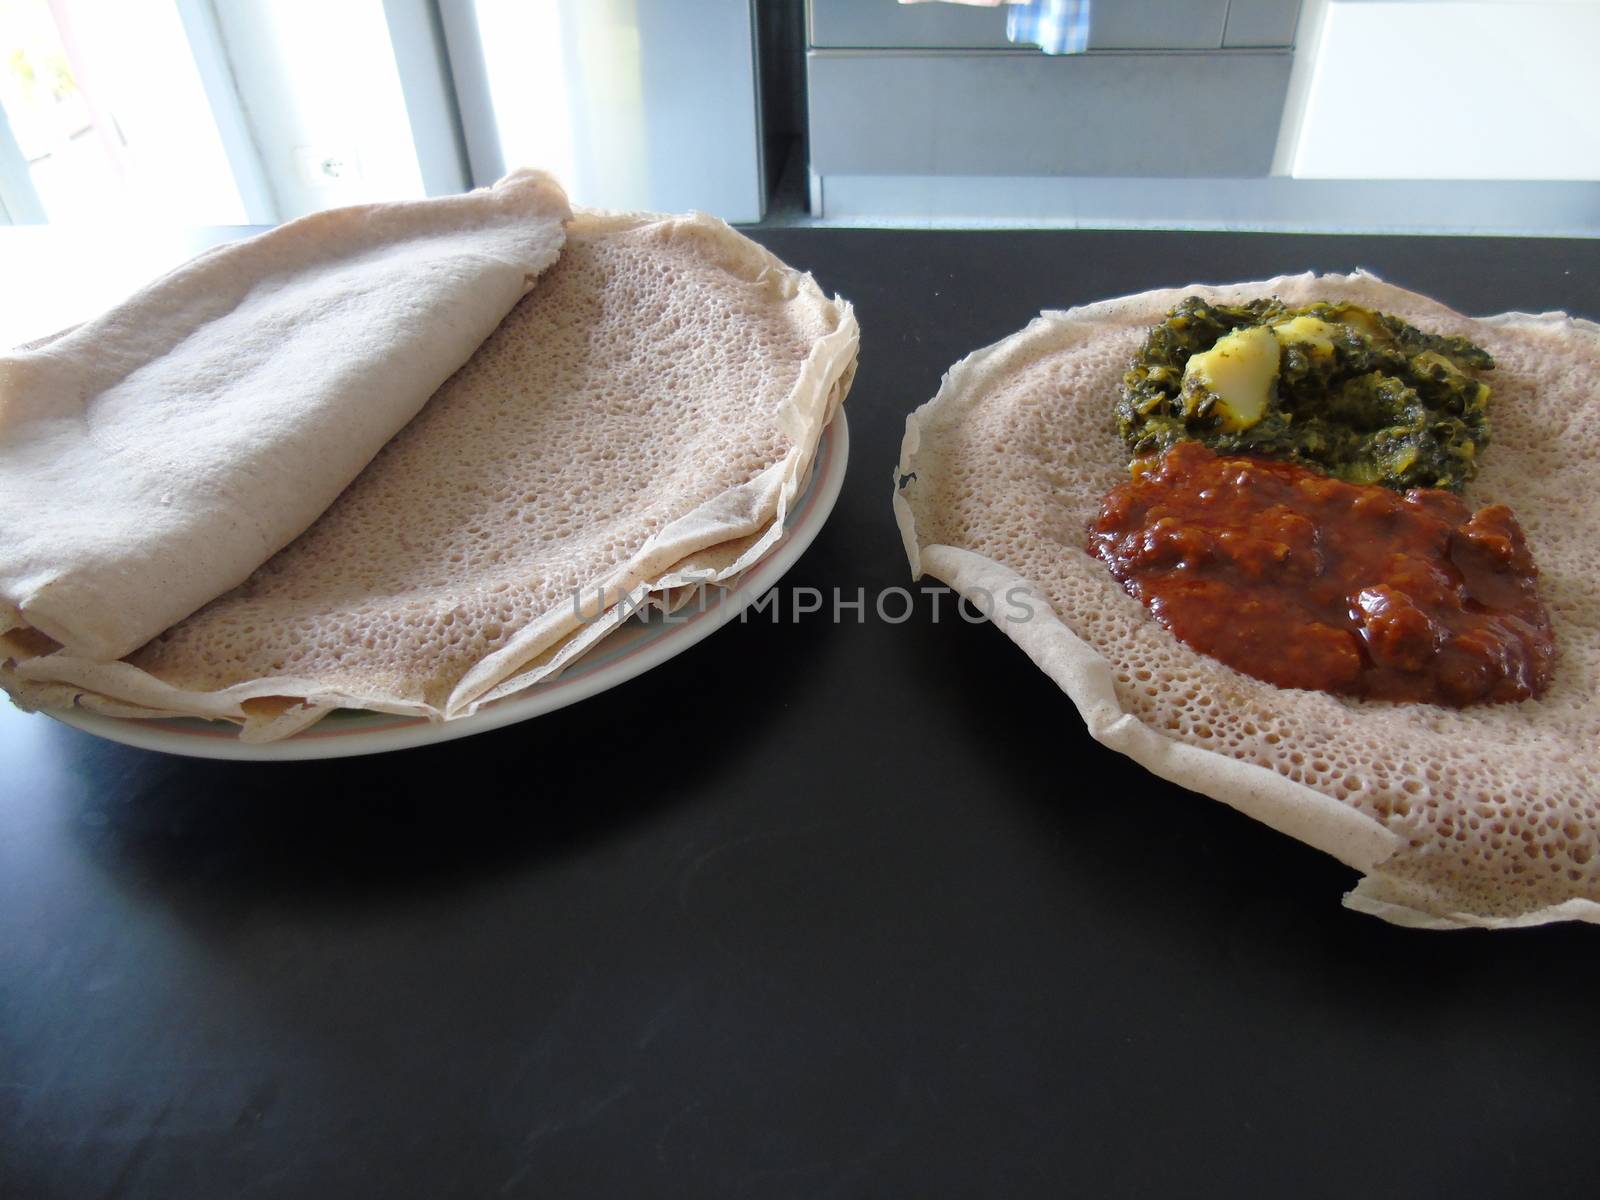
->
xmin=4 ymin=210 xmax=858 ymax=738
xmin=0 ymin=170 xmax=571 ymax=662
xmin=894 ymin=271 xmax=1600 ymax=930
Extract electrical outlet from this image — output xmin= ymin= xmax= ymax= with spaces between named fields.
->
xmin=293 ymin=146 xmax=363 ymax=189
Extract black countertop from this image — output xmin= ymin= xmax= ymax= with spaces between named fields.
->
xmin=4 ymin=227 xmax=1598 ymax=1199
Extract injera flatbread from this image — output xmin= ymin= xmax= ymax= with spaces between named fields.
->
xmin=3 ymin=210 xmax=858 ymax=740
xmin=894 ymin=271 xmax=1600 ymax=930
xmin=0 ymin=170 xmax=571 ymax=661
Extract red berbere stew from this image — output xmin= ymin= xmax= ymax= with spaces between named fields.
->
xmin=1086 ymin=441 xmax=1555 ymax=706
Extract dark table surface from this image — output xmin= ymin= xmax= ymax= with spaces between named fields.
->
xmin=4 ymin=226 xmax=1598 ymax=1199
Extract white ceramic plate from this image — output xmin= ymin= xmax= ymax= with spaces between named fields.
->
xmin=44 ymin=412 xmax=849 ymax=760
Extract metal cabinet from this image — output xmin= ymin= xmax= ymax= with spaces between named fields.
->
xmin=805 ymin=0 xmax=1301 ymax=217
xmin=809 ymin=0 xmax=1299 ymax=50
xmin=1224 ymin=0 xmax=1303 ymax=47
xmin=809 ymin=51 xmax=1292 ymax=178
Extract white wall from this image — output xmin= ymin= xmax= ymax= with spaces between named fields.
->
xmin=212 ymin=0 xmax=428 ymax=218
xmin=1292 ymin=0 xmax=1600 ymax=180
xmin=458 ymin=0 xmax=763 ymax=221
xmin=467 ymin=0 xmax=579 ymax=195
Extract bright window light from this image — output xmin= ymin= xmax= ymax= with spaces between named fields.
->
xmin=0 ymin=0 xmax=245 ymax=223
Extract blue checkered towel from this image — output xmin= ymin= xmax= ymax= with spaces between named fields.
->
xmin=1006 ymin=0 xmax=1092 ymax=55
